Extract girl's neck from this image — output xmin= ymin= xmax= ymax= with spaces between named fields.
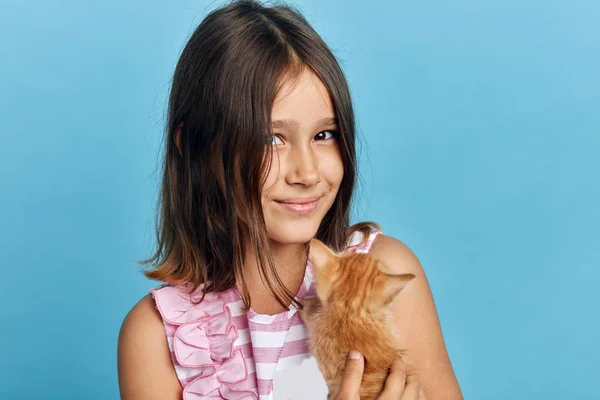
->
xmin=242 ymin=241 xmax=308 ymax=315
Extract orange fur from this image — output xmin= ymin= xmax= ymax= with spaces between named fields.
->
xmin=300 ymin=238 xmax=415 ymax=399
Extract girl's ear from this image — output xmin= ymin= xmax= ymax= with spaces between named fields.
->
xmin=174 ymin=122 xmax=183 ymax=156
xmin=308 ymin=239 xmax=337 ymax=272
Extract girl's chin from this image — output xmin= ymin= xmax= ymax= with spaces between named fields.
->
xmin=266 ymin=224 xmax=320 ymax=245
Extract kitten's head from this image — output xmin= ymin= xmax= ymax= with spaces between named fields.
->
xmin=308 ymin=238 xmax=415 ymax=313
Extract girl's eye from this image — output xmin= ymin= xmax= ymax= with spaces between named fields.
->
xmin=271 ymin=135 xmax=284 ymax=145
xmin=314 ymin=130 xmax=338 ymax=141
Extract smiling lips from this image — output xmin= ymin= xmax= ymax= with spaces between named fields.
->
xmin=275 ymin=197 xmax=321 ymax=215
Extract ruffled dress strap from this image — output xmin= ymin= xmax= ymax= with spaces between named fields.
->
xmin=149 ymin=284 xmax=258 ymax=400
xmin=345 ymin=227 xmax=381 ymax=253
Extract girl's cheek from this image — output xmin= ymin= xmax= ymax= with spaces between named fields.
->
xmin=321 ymin=148 xmax=344 ymax=175
xmin=263 ymin=154 xmax=283 ymax=188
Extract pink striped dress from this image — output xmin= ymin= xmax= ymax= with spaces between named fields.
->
xmin=150 ymin=230 xmax=380 ymax=400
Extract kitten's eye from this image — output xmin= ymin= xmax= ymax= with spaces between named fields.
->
xmin=271 ymin=135 xmax=284 ymax=145
xmin=314 ymin=130 xmax=338 ymax=141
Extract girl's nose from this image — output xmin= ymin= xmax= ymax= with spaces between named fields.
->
xmin=285 ymin=145 xmax=320 ymax=187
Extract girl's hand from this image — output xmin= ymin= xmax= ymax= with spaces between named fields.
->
xmin=335 ymin=351 xmax=427 ymax=400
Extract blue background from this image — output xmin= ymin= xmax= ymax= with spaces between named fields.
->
xmin=1 ymin=0 xmax=598 ymax=398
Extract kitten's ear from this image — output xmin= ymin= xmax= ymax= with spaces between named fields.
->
xmin=308 ymin=239 xmax=338 ymax=271
xmin=372 ymin=273 xmax=416 ymax=311
xmin=308 ymin=239 xmax=337 ymax=304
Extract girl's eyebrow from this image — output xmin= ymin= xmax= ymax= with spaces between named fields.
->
xmin=271 ymin=117 xmax=339 ymax=130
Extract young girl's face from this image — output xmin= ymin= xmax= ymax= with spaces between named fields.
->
xmin=262 ymin=68 xmax=344 ymax=245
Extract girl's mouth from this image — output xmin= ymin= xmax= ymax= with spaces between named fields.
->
xmin=275 ymin=197 xmax=321 ymax=215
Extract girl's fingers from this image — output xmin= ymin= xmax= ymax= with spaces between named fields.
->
xmin=378 ymin=357 xmax=406 ymax=399
xmin=335 ymin=351 xmax=364 ymax=400
xmin=400 ymin=375 xmax=425 ymax=400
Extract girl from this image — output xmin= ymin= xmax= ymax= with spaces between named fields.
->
xmin=117 ymin=1 xmax=462 ymax=399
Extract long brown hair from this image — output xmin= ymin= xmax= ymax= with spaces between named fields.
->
xmin=139 ymin=0 xmax=362 ymax=310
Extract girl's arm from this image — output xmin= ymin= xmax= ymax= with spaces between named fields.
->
xmin=117 ymin=295 xmax=182 ymax=400
xmin=370 ymin=235 xmax=463 ymax=400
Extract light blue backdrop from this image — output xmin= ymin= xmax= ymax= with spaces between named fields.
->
xmin=1 ymin=0 xmax=598 ymax=399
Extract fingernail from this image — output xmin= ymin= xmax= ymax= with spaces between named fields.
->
xmin=348 ymin=350 xmax=362 ymax=360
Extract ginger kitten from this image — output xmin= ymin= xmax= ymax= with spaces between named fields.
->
xmin=300 ymin=237 xmax=416 ymax=399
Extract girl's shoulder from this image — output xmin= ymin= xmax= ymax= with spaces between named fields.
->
xmin=345 ymin=226 xmax=424 ymax=280
xmin=367 ymin=233 xmax=423 ymax=276
xmin=344 ymin=222 xmax=421 ymax=274
xmin=118 ymin=293 xmax=183 ymax=398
